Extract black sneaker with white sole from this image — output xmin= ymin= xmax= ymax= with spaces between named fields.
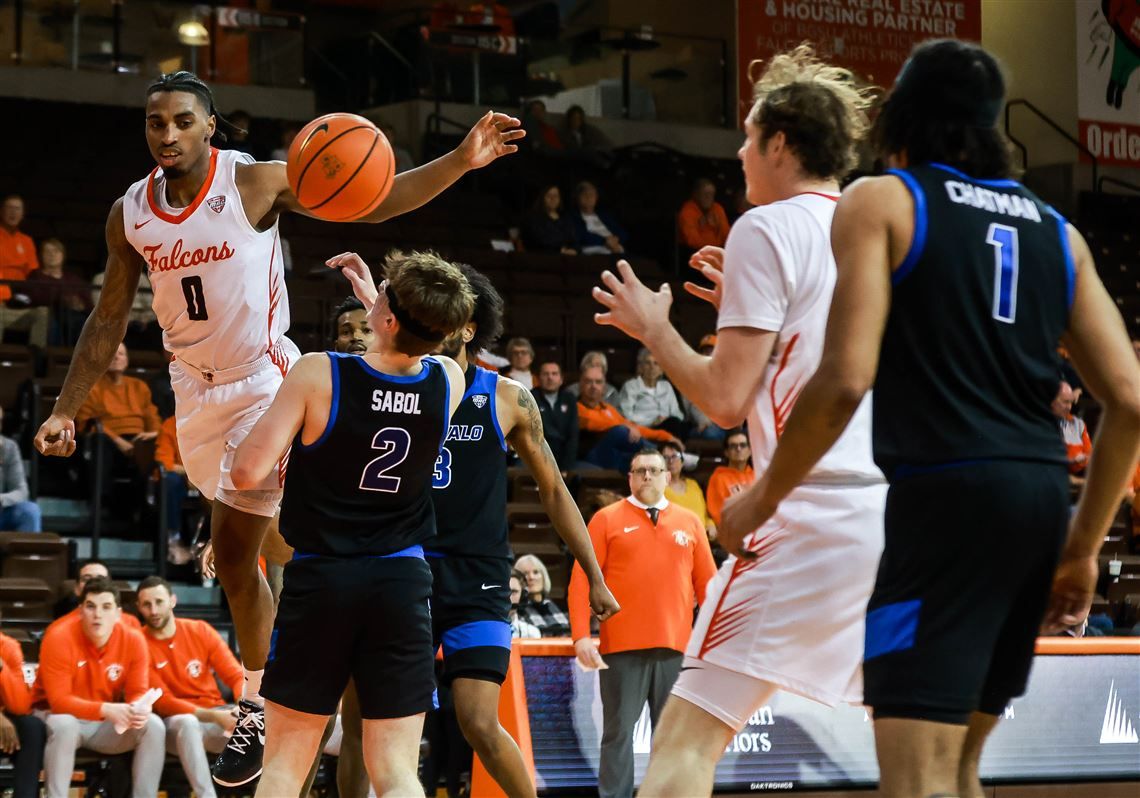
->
xmin=211 ymin=699 xmax=265 ymax=787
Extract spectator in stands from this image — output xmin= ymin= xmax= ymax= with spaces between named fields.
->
xmin=522 ymin=99 xmax=564 ymax=153
xmin=0 ymin=407 xmax=40 ymax=532
xmin=677 ymin=178 xmax=731 ymax=252
xmin=269 ymin=122 xmax=298 ymax=161
xmin=567 ymin=449 xmax=715 ymax=798
xmin=660 ymin=441 xmax=713 ymax=538
xmin=156 ymin=416 xmax=193 ymax=564
xmin=727 ymin=185 xmax=753 ymax=223
xmin=566 ymin=350 xmax=619 ymax=404
xmin=561 ymin=105 xmax=613 ymax=167
xmin=224 ymin=109 xmax=254 ymax=155
xmin=52 ymin=560 xmax=143 ymax=630
xmin=618 ymin=348 xmax=688 ymax=440
xmin=75 ymin=342 xmax=162 ymax=452
xmin=522 ymin=185 xmax=578 ymax=254
xmin=332 ymin=295 xmax=374 ymax=355
xmin=678 ymin=335 xmax=726 ymax=440
xmin=579 ymin=366 xmax=677 ymax=471
xmin=25 ymin=238 xmax=91 ymax=345
xmin=533 ymin=359 xmax=579 ymax=470
xmin=571 ymin=181 xmax=628 ymax=255
xmin=91 ymin=270 xmax=159 ymax=351
xmin=136 ymin=576 xmax=242 ymax=798
xmin=379 ymin=122 xmax=416 ymax=174
xmin=35 ymin=577 xmax=165 ymax=798
xmin=514 ymin=554 xmax=570 ymax=636
xmin=0 ymin=610 xmax=44 ymax=798
xmin=508 ymin=569 xmax=541 ymax=639
xmin=0 ymin=194 xmax=47 ymax=347
xmin=705 ymin=428 xmax=754 ymax=526
xmin=1053 ymin=380 xmax=1092 ymax=477
xmin=147 ymin=348 xmax=176 ymax=421
xmin=503 ymin=336 xmax=536 ymax=387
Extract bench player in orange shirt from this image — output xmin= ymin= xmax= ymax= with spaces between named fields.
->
xmin=137 ymin=576 xmax=243 ymax=798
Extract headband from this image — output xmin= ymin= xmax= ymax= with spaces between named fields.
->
xmin=385 ymin=283 xmax=445 ymax=343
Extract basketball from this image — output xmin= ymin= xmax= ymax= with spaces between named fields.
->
xmin=286 ymin=112 xmax=395 ymax=222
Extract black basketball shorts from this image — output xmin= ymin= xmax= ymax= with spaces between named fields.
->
xmin=863 ymin=459 xmax=1070 ymax=725
xmin=428 ymin=553 xmax=513 ymax=685
xmin=263 ymin=547 xmax=437 ymax=719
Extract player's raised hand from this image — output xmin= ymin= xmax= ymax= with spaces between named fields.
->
xmin=326 ymin=251 xmax=378 ymax=309
xmin=684 ymin=246 xmax=726 ymax=310
xmin=34 ymin=414 xmax=77 ymax=458
xmin=1040 ymin=552 xmax=1098 ymax=634
xmin=593 ymin=260 xmax=673 ymax=342
xmin=460 ymin=110 xmax=525 ymax=170
xmin=589 ymin=580 xmax=621 ymax=623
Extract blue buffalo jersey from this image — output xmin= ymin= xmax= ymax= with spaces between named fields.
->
xmin=429 ymin=364 xmax=510 ymax=557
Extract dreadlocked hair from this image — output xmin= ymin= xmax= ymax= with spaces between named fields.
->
xmin=145 ymin=71 xmax=245 ymax=142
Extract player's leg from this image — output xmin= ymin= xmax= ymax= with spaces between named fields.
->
xmin=299 ymin=713 xmax=338 ymax=798
xmin=337 ymin=680 xmax=370 ymax=798
xmin=873 ymin=717 xmax=967 ymax=798
xmin=255 ymin=702 xmax=332 ymax=797
xmin=957 ymin=711 xmax=1000 ymax=798
xmin=452 ymin=677 xmax=535 ymax=798
xmin=361 ymin=714 xmax=426 ymax=796
xmin=640 ymin=658 xmax=777 ymax=797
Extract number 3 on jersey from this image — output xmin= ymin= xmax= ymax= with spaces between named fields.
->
xmin=181 ymin=275 xmax=209 ymax=321
xmin=986 ymin=224 xmax=1019 ymax=324
xmin=432 ymin=446 xmax=453 ymax=489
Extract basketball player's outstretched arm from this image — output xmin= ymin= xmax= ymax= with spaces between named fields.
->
xmin=270 ymin=111 xmax=524 ymax=225
xmin=716 ymin=177 xmax=896 ymax=557
xmin=501 ymin=379 xmax=620 ymax=622
xmin=592 ymin=260 xmax=776 ymax=428
xmin=1043 ymin=225 xmax=1140 ymax=632
xmin=34 ymin=199 xmax=144 ymax=457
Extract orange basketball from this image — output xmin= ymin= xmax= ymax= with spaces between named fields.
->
xmin=286 ymin=113 xmax=395 ymax=222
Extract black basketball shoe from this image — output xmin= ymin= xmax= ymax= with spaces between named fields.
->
xmin=211 ymin=699 xmax=265 ymax=787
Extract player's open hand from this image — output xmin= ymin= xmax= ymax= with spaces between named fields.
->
xmin=719 ymin=484 xmax=777 ymax=561
xmin=685 ymin=246 xmax=726 ymax=310
xmin=593 ymin=260 xmax=673 ymax=342
xmin=589 ymin=580 xmax=621 ymax=623
xmin=326 ymin=252 xmax=378 ymax=309
xmin=34 ymin=414 xmax=77 ymax=458
xmin=1040 ymin=552 xmax=1098 ymax=634
xmin=198 ymin=540 xmax=216 ymax=580
xmin=460 ymin=111 xmax=525 ymax=170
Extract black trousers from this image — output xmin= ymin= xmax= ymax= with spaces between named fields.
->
xmin=6 ymin=712 xmax=46 ymax=798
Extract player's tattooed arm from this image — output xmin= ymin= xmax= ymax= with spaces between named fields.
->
xmin=36 ymin=199 xmax=142 ymax=455
xmin=503 ymin=381 xmax=620 ymax=621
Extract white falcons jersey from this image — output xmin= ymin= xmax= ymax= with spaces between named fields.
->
xmin=122 ymin=148 xmax=289 ymax=373
xmin=717 ymin=193 xmax=882 ymax=485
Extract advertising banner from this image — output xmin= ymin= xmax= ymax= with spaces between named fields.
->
xmin=1077 ymin=0 xmax=1140 ymax=167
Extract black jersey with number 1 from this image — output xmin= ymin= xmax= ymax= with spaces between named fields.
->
xmin=279 ymin=352 xmax=450 ymax=557
xmin=872 ymin=163 xmax=1072 ymax=476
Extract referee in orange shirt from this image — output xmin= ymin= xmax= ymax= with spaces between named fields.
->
xmin=568 ymin=449 xmax=715 ymax=798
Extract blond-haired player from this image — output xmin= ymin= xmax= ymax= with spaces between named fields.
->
xmin=593 ymin=46 xmax=883 ymax=796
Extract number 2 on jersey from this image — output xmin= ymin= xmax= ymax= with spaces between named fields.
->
xmin=359 ymin=427 xmax=411 ymax=493
xmin=181 ymin=275 xmax=209 ymax=321
xmin=986 ymin=223 xmax=1019 ymax=324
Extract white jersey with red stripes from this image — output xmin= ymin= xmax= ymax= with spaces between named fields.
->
xmin=717 ymin=193 xmax=881 ymax=485
xmin=122 ymin=148 xmax=289 ymax=374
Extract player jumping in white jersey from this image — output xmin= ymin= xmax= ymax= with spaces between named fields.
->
xmin=592 ymin=46 xmax=882 ymax=796
xmin=33 ymin=70 xmax=524 ymax=787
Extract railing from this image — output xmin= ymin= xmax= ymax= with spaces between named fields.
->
xmin=1004 ymin=98 xmax=1099 ymax=191
xmin=1098 ymin=176 xmax=1140 ymax=195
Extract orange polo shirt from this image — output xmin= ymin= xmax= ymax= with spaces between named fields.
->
xmin=706 ymin=465 xmax=755 ymax=525
xmin=33 ymin=614 xmax=149 ymax=720
xmin=568 ymin=498 xmax=716 ymax=655
xmin=677 ymin=199 xmax=730 ymax=249
xmin=0 ymin=634 xmax=32 ymax=715
xmin=75 ymin=374 xmax=162 ymax=437
xmin=577 ymin=401 xmax=675 ymax=443
xmin=0 ymin=227 xmax=38 ymax=303
xmin=155 ymin=416 xmax=181 ymax=471
xmin=144 ymin=618 xmax=243 ymax=717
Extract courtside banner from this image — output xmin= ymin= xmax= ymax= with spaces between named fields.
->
xmin=1077 ymin=0 xmax=1140 ymax=167
xmin=521 ymin=652 xmax=1140 ymax=791
xmin=734 ymin=0 xmax=982 ymax=124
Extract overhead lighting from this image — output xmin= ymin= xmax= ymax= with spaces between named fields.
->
xmin=178 ymin=21 xmax=210 ymax=47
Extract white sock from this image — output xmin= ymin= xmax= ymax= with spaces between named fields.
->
xmin=242 ymin=667 xmax=264 ymax=706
